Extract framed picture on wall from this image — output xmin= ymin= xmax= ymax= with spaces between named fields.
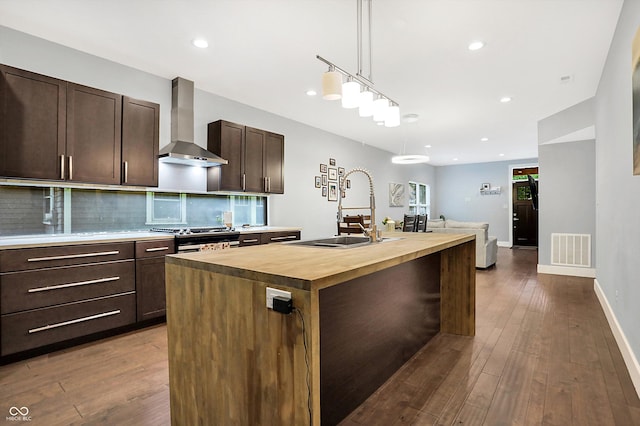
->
xmin=320 ymin=164 xmax=327 ymax=173
xmin=329 ymin=158 xmax=336 ymax=166
xmin=328 ymin=168 xmax=338 ymax=181
xmin=328 ymin=182 xmax=338 ymax=201
xmin=322 ymin=186 xmax=327 ymax=197
xmin=314 ymin=176 xmax=321 ymax=188
xmin=322 ymin=175 xmax=328 ymax=185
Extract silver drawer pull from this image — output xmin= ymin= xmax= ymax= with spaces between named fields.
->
xmin=27 ymin=250 xmax=120 ymax=262
xmin=28 ymin=276 xmax=120 ymax=293
xmin=28 ymin=310 xmax=121 ymax=334
xmin=243 ymin=239 xmax=259 ymax=243
xmin=145 ymin=246 xmax=169 ymax=252
xmin=271 ymin=235 xmax=298 ymax=241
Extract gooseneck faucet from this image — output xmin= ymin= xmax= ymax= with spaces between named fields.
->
xmin=337 ymin=167 xmax=379 ymax=242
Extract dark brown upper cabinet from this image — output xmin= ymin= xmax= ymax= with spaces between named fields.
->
xmin=0 ymin=64 xmax=159 ymax=187
xmin=66 ymin=83 xmax=122 ymax=185
xmin=207 ymin=120 xmax=284 ymax=194
xmin=122 ymin=97 xmax=159 ymax=187
xmin=264 ymin=131 xmax=284 ymax=194
xmin=0 ymin=65 xmax=66 ymax=180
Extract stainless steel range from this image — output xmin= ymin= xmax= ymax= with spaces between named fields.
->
xmin=151 ymin=226 xmax=241 ymax=253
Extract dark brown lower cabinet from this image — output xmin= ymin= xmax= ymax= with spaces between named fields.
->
xmin=135 ymin=239 xmax=175 ymax=322
xmin=239 ymin=230 xmax=300 ymax=247
xmin=1 ymin=293 xmax=136 ymax=356
xmin=135 ymin=256 xmax=167 ymax=321
xmin=0 ymin=238 xmax=175 ymax=361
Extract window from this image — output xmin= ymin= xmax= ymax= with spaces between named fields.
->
xmin=146 ymin=192 xmax=187 ymax=224
xmin=230 ymin=195 xmax=266 ymax=226
xmin=408 ymin=181 xmax=430 ymax=218
xmin=42 ymin=188 xmax=54 ymax=225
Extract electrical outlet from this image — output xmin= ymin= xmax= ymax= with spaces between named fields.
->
xmin=266 ymin=287 xmax=291 ymax=309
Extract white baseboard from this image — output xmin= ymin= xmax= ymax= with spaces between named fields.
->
xmin=594 ymin=279 xmax=640 ymax=398
xmin=497 ymin=241 xmax=511 ymax=247
xmin=537 ymin=264 xmax=596 ymax=278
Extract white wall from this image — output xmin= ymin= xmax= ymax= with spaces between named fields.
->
xmin=594 ymin=0 xmax=640 ymax=383
xmin=434 ymin=159 xmax=537 ymax=244
xmin=537 ymin=140 xmax=596 ymax=267
xmin=0 ymin=25 xmax=436 ymax=240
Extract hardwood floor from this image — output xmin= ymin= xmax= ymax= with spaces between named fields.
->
xmin=1 ymin=247 xmax=639 ymax=425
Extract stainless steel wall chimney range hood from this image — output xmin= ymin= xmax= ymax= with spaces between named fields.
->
xmin=158 ymin=77 xmax=228 ymax=167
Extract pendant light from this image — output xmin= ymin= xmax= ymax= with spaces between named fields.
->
xmin=317 ymin=0 xmax=399 ymax=125
xmin=322 ymin=65 xmax=342 ymax=100
xmin=391 ymin=115 xmax=429 ymax=164
xmin=342 ymin=76 xmax=361 ymax=108
xmin=359 ymin=87 xmax=374 ymax=117
xmin=385 ymin=102 xmax=400 ymax=127
xmin=372 ymin=96 xmax=388 ymax=122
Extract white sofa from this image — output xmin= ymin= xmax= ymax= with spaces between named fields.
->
xmin=426 ymin=219 xmax=498 ymax=268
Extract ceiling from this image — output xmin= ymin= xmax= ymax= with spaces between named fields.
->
xmin=0 ymin=0 xmax=623 ymax=165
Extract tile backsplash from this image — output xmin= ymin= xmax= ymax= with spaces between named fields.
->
xmin=0 ymin=185 xmax=266 ymax=237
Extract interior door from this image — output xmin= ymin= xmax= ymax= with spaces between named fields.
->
xmin=512 ymin=181 xmax=538 ymax=246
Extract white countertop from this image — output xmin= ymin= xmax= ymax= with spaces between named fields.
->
xmin=0 ymin=231 xmax=174 ymax=250
xmin=0 ymin=227 xmax=302 ymax=250
xmin=237 ymin=226 xmax=302 ymax=234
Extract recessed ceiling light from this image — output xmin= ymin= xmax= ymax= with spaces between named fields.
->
xmin=377 ymin=121 xmax=384 ymax=126
xmin=499 ymin=153 xmax=505 ymax=157
xmin=560 ymin=74 xmax=573 ymax=84
xmin=192 ymin=38 xmax=209 ymax=48
xmin=402 ymin=113 xmax=419 ymax=123
xmin=306 ymin=89 xmax=317 ymax=96
xmin=480 ymin=137 xmax=489 ymax=142
xmin=424 ymin=144 xmax=432 ymax=148
xmin=500 ymin=96 xmax=512 ymax=103
xmin=468 ymin=40 xmax=485 ymax=51
xmin=453 ymin=158 xmax=459 ymax=161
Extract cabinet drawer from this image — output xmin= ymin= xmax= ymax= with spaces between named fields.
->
xmin=135 ymin=239 xmax=175 ymax=259
xmin=0 ymin=242 xmax=134 ymax=272
xmin=1 ymin=260 xmax=135 ymax=314
xmin=1 ymin=292 xmax=136 ymax=356
xmin=261 ymin=231 xmax=300 ymax=244
xmin=239 ymin=234 xmax=263 ymax=247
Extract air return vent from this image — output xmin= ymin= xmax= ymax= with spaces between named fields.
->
xmin=551 ymin=233 xmax=591 ymax=267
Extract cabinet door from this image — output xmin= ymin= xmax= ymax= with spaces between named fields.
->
xmin=0 ymin=65 xmax=66 ymax=180
xmin=239 ymin=233 xmax=263 ymax=247
xmin=208 ymin=120 xmax=244 ymax=191
xmin=261 ymin=231 xmax=300 ymax=244
xmin=122 ymin=97 xmax=159 ymax=187
xmin=136 ymin=256 xmax=167 ymax=321
xmin=264 ymin=132 xmax=284 ymax=194
xmin=244 ymin=127 xmax=266 ymax=192
xmin=66 ymin=83 xmax=122 ymax=184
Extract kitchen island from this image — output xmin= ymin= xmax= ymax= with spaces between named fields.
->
xmin=165 ymin=231 xmax=475 ymax=425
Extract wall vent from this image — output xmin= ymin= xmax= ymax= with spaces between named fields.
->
xmin=551 ymin=233 xmax=591 ymax=267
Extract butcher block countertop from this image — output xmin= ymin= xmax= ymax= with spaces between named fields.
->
xmin=165 ymin=231 xmax=475 ymax=291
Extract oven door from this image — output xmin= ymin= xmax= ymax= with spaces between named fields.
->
xmin=177 ymin=240 xmax=240 ymax=253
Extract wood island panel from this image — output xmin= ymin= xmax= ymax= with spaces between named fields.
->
xmin=165 ymin=232 xmax=475 ymax=425
xmin=319 ymin=254 xmax=441 ymax=425
xmin=166 ymin=264 xmax=313 ymax=425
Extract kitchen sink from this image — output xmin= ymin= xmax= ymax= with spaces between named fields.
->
xmin=288 ymin=236 xmax=402 ymax=248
